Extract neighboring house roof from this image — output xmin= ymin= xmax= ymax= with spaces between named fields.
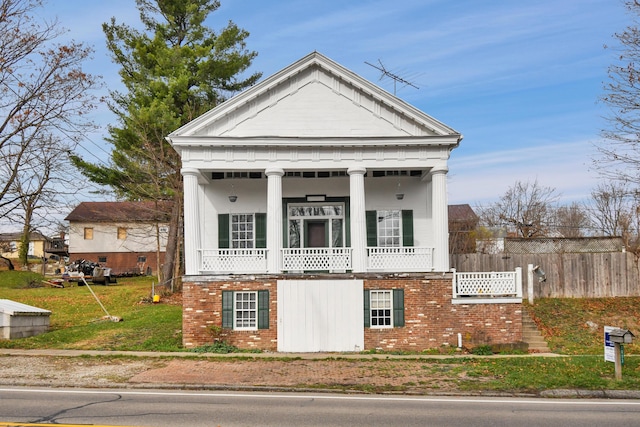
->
xmin=0 ymin=231 xmax=49 ymax=242
xmin=448 ymin=204 xmax=478 ymax=223
xmin=65 ymin=201 xmax=173 ymax=223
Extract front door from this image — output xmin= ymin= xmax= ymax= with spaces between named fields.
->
xmin=306 ymin=220 xmax=327 ymax=247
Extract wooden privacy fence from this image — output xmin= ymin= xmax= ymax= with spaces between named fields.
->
xmin=450 ymin=252 xmax=640 ymax=298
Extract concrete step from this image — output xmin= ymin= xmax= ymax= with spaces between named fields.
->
xmin=522 ymin=309 xmax=551 ymax=352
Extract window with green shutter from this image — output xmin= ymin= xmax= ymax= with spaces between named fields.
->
xmin=364 ymin=289 xmax=404 ymax=328
xmin=221 ymin=290 xmax=269 ymax=330
xmin=366 ymin=209 xmax=414 ymax=247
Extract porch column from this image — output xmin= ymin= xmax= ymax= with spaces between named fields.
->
xmin=431 ymin=166 xmax=450 ymax=272
xmin=348 ymin=166 xmax=367 ymax=273
xmin=266 ymin=167 xmax=284 ymax=273
xmin=181 ymin=168 xmax=201 ymax=275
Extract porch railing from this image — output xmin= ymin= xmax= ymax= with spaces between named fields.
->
xmin=367 ymin=247 xmax=434 ymax=271
xmin=282 ymin=248 xmax=352 ymax=272
xmin=452 ymin=268 xmax=522 ymax=299
xmin=200 ymin=249 xmax=267 ymax=273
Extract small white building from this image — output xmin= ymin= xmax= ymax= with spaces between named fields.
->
xmin=0 ymin=299 xmax=51 ymax=339
xmin=167 ymin=52 xmax=523 ymax=352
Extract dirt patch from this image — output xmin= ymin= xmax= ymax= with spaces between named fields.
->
xmin=130 ymin=358 xmax=464 ymax=392
xmin=0 ymin=355 xmax=468 ymax=393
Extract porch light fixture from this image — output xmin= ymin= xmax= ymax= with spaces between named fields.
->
xmin=228 ymin=183 xmax=237 ymax=202
xmin=395 ymin=182 xmax=404 ymax=200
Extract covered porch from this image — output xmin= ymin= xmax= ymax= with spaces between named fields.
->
xmin=182 ymin=164 xmax=449 ymax=275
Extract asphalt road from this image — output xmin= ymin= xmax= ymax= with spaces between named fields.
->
xmin=2 ymin=387 xmax=640 ymax=427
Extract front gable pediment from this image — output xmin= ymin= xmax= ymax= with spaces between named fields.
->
xmin=169 ymin=52 xmax=461 ymax=142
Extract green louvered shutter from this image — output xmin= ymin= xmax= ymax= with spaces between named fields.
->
xmin=218 ymin=214 xmax=230 ymax=249
xmin=366 ymin=211 xmax=377 ymax=247
xmin=222 ymin=291 xmax=234 ymax=328
xmin=258 ymin=290 xmax=269 ymax=329
xmin=402 ymin=210 xmax=414 ymax=247
xmin=393 ymin=289 xmax=405 ymax=327
xmin=255 ymin=213 xmax=267 ymax=248
xmin=363 ymin=290 xmax=370 ymax=328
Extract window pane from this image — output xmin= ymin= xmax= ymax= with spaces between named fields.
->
xmin=370 ymin=291 xmax=393 ymax=328
xmin=289 ymin=220 xmax=301 ymax=248
xmin=377 ymin=210 xmax=401 ymax=247
xmin=231 ymin=214 xmax=254 ymax=249
xmin=234 ymin=291 xmax=257 ymax=329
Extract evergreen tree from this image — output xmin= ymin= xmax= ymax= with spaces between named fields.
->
xmin=72 ymin=0 xmax=261 ymax=283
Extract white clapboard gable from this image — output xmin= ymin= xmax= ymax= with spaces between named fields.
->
xmin=168 ymin=51 xmax=461 ymax=143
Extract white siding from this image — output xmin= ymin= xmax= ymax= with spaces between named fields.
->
xmin=68 ymin=222 xmax=168 ymax=253
xmin=277 ymin=280 xmax=364 ymax=352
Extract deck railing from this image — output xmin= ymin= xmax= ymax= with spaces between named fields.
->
xmin=198 ymin=246 xmax=435 ymax=273
xmin=200 ymin=249 xmax=267 ymax=273
xmin=367 ymin=247 xmax=434 ymax=271
xmin=282 ymin=248 xmax=352 ymax=272
xmin=452 ymin=268 xmax=522 ymax=300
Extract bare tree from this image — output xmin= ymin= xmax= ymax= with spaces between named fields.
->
xmin=479 ymin=179 xmax=559 ymax=238
xmin=0 ymin=0 xmax=99 ymax=257
xmin=589 ymin=181 xmax=632 ymax=236
xmin=588 ymin=180 xmax=640 ymax=254
xmin=597 ymin=0 xmax=640 ymax=184
xmin=553 ymin=202 xmax=590 ymax=237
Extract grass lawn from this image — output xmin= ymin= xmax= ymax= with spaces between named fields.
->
xmin=527 ymin=298 xmax=640 ymax=355
xmin=0 ymin=271 xmax=182 ymax=351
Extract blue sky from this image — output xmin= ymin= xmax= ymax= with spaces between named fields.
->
xmin=44 ymin=0 xmax=629 ymax=207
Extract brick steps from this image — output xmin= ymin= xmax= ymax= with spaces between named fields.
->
xmin=522 ymin=309 xmax=551 ymax=352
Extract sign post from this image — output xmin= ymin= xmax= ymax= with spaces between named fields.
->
xmin=604 ymin=326 xmax=635 ymax=381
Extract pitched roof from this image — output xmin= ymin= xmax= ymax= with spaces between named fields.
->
xmin=168 ymin=51 xmax=462 ymax=143
xmin=0 ymin=231 xmax=49 ymax=242
xmin=65 ymin=201 xmax=173 ymax=223
xmin=448 ymin=204 xmax=478 ymax=223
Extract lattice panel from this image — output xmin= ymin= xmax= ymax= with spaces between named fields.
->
xmin=454 ymin=271 xmax=517 ymax=296
xmin=282 ymin=248 xmax=352 ymax=272
xmin=367 ymin=247 xmax=433 ymax=271
xmin=200 ymin=249 xmax=267 ymax=273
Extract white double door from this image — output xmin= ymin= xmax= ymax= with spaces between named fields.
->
xmin=277 ymin=280 xmax=364 ymax=352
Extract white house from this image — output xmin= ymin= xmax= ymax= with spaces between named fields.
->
xmin=167 ymin=52 xmax=523 ymax=352
xmin=65 ymin=201 xmax=171 ymax=276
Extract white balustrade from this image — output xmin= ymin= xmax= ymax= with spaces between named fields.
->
xmin=367 ymin=247 xmax=434 ymax=272
xmin=282 ymin=248 xmax=352 ymax=272
xmin=200 ymin=249 xmax=267 ymax=273
xmin=199 ymin=246 xmax=438 ymax=274
xmin=452 ymin=268 xmax=523 ymax=299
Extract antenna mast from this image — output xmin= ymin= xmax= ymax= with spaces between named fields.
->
xmin=365 ymin=59 xmax=419 ymax=95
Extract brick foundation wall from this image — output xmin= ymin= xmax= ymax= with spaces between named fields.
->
xmin=182 ymin=274 xmax=522 ymax=352
xmin=182 ymin=278 xmax=277 ymax=350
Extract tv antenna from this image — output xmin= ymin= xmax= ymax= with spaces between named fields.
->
xmin=365 ymin=59 xmax=419 ymax=95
